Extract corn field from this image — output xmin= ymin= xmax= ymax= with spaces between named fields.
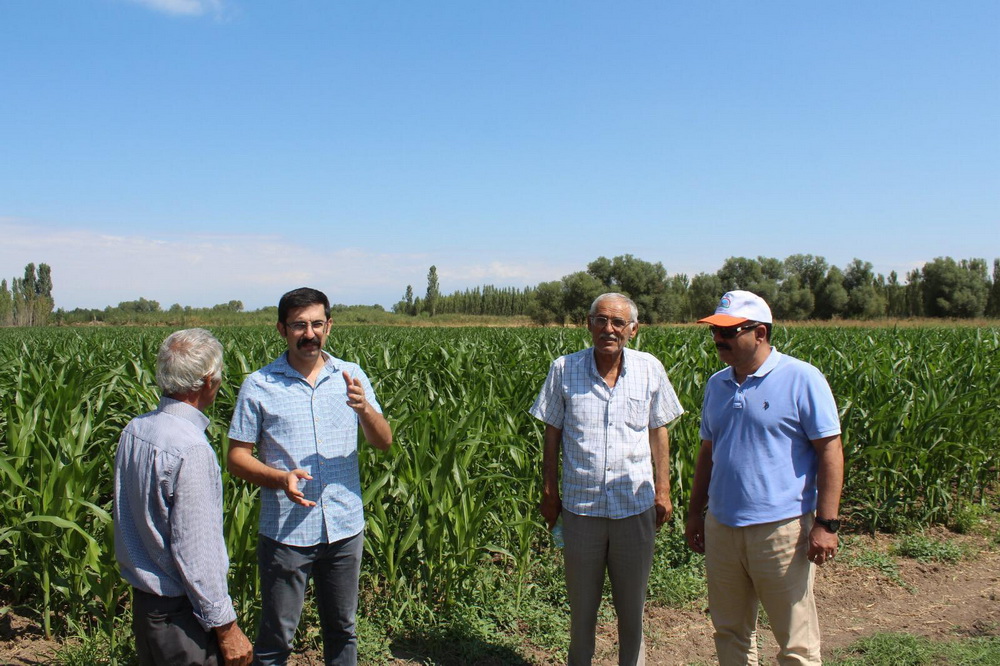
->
xmin=0 ymin=324 xmax=998 ymax=642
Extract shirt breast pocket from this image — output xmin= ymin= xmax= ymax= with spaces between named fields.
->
xmin=625 ymin=396 xmax=650 ymax=431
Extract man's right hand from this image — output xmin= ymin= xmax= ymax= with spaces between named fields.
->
xmin=283 ymin=469 xmax=316 ymax=507
xmin=215 ymin=621 xmax=253 ymax=666
xmin=685 ymin=514 xmax=705 ymax=553
xmin=539 ymin=492 xmax=562 ymax=530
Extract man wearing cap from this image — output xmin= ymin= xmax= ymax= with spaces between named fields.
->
xmin=685 ymin=290 xmax=843 ymax=665
xmin=531 ymin=292 xmax=684 ymax=666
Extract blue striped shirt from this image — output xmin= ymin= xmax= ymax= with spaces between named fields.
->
xmin=228 ymin=352 xmax=381 ymax=546
xmin=530 ymin=347 xmax=684 ymax=519
xmin=114 ymin=398 xmax=236 ymax=631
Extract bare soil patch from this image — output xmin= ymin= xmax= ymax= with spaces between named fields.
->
xmin=589 ymin=529 xmax=1000 ymax=665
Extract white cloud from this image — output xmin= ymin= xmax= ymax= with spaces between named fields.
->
xmin=0 ymin=219 xmax=573 ymax=311
xmin=0 ymin=220 xmax=433 ymax=310
xmin=439 ymin=260 xmax=569 ymax=285
xmin=125 ymin=0 xmax=224 ymax=17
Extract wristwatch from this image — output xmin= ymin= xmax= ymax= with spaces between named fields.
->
xmin=815 ymin=517 xmax=840 ymax=533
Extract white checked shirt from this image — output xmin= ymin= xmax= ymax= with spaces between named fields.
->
xmin=228 ymin=352 xmax=382 ymax=546
xmin=530 ymin=347 xmax=684 ymax=519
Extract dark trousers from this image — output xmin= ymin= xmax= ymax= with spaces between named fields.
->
xmin=255 ymin=531 xmax=364 ymax=666
xmin=132 ymin=588 xmax=220 ymax=666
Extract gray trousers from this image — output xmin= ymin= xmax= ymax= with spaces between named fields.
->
xmin=563 ymin=506 xmax=657 ymax=666
xmin=255 ymin=531 xmax=364 ymax=666
xmin=132 ymin=588 xmax=220 ymax=666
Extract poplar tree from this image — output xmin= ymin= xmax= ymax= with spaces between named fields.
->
xmin=425 ymin=266 xmax=439 ymax=317
xmin=985 ymin=259 xmax=1000 ymax=318
xmin=0 ymin=279 xmax=12 ymax=326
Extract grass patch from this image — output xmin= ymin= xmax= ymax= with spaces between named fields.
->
xmin=56 ymin=620 xmax=136 ymax=666
xmin=892 ymin=533 xmax=970 ymax=564
xmin=838 ymin=536 xmax=910 ymax=590
xmin=357 ymin=547 xmax=571 ymax=664
xmin=829 ymin=632 xmax=1000 ymax=665
xmin=949 ymin=502 xmax=991 ymax=535
xmin=646 ymin=521 xmax=707 ymax=607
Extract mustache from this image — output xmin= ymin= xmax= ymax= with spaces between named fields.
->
xmin=715 ymin=342 xmax=732 ymax=351
xmin=297 ymin=338 xmax=321 ymax=349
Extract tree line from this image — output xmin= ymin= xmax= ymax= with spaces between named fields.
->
xmin=393 ymin=266 xmax=534 ymax=318
xmin=0 ymin=263 xmax=54 ymax=326
xmin=4 ymin=254 xmax=999 ymax=327
xmin=49 ymin=297 xmax=248 ymax=326
xmin=395 ymin=254 xmax=1000 ymax=324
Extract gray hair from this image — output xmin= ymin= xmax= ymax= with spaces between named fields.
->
xmin=589 ymin=293 xmax=638 ymax=322
xmin=156 ymin=328 xmax=224 ymax=396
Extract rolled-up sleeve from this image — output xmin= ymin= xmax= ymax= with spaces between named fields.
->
xmin=170 ymin=445 xmax=237 ymax=630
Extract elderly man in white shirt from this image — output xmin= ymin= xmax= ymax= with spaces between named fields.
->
xmin=531 ymin=293 xmax=684 ymax=666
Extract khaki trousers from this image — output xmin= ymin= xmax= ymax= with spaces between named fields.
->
xmin=563 ymin=506 xmax=656 ymax=666
xmin=705 ymin=512 xmax=821 ymax=666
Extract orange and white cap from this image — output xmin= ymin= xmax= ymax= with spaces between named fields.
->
xmin=697 ymin=290 xmax=772 ymax=326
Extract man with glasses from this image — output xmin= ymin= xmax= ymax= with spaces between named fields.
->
xmin=531 ymin=292 xmax=683 ymax=665
xmin=686 ymin=290 xmax=843 ymax=665
xmin=227 ymin=287 xmax=392 ymax=666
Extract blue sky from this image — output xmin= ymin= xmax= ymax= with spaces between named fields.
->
xmin=2 ymin=0 xmax=998 ymax=311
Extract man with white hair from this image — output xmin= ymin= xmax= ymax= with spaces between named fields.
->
xmin=114 ymin=328 xmax=252 ymax=666
xmin=686 ymin=291 xmax=843 ymax=665
xmin=531 ymin=292 xmax=684 ymax=666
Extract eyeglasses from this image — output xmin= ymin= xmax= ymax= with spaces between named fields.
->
xmin=590 ymin=315 xmax=635 ymax=331
xmin=709 ymin=323 xmax=760 ymax=339
xmin=285 ymin=320 xmax=328 ymax=333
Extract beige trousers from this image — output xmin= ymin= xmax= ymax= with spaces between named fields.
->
xmin=705 ymin=512 xmax=821 ymax=666
xmin=562 ymin=506 xmax=656 ymax=666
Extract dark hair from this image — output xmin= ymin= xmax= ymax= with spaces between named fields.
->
xmin=761 ymin=323 xmax=773 ymax=342
xmin=278 ymin=288 xmax=330 ymax=323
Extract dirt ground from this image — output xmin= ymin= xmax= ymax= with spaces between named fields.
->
xmin=599 ymin=529 xmax=1000 ymax=666
xmin=2 ymin=530 xmax=998 ymax=665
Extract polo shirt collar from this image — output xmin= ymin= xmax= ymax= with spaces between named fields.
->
xmin=158 ymin=396 xmax=210 ymax=432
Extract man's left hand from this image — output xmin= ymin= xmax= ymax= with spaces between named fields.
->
xmin=807 ymin=523 xmax=838 ymax=566
xmin=654 ymin=494 xmax=673 ymax=529
xmin=343 ymin=371 xmax=368 ymax=414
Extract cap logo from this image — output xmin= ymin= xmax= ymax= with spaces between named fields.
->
xmin=719 ymin=296 xmax=732 ymax=309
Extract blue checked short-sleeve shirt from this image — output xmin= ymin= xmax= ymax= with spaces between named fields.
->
xmin=114 ymin=398 xmax=237 ymax=631
xmin=530 ymin=347 xmax=684 ymax=519
xmin=228 ymin=352 xmax=382 ymax=546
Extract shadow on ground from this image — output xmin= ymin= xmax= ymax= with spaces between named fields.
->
xmin=390 ymin=629 xmax=534 ymax=666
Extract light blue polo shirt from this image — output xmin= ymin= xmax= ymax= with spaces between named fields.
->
xmin=699 ymin=348 xmax=840 ymax=527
